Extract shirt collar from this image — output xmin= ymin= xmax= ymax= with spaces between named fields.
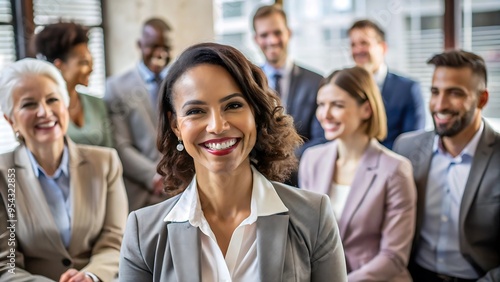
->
xmin=26 ymin=145 xmax=70 ymax=179
xmin=137 ymin=61 xmax=169 ymax=82
xmin=164 ymin=166 xmax=288 ymax=224
xmin=373 ymin=63 xmax=388 ymax=87
xmin=262 ymin=58 xmax=293 ymax=77
xmin=433 ymin=121 xmax=484 ymax=158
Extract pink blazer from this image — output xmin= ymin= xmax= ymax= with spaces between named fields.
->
xmin=299 ymin=139 xmax=416 ymax=282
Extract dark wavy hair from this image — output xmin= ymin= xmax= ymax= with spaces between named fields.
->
xmin=157 ymin=42 xmax=303 ymax=196
xmin=33 ymin=22 xmax=89 ymax=63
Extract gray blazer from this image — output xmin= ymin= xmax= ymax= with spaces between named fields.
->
xmin=119 ymin=182 xmax=347 ymax=281
xmin=104 ymin=66 xmax=166 ymax=211
xmin=393 ymin=121 xmax=500 ymax=281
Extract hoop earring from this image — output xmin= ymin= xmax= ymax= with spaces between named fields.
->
xmin=176 ymin=140 xmax=184 ymax=151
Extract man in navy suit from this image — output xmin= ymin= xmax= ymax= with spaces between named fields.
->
xmin=252 ymin=4 xmax=326 ymax=159
xmin=349 ymin=19 xmax=426 ymax=149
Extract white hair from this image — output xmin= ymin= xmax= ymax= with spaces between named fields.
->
xmin=0 ymin=58 xmax=69 ymax=118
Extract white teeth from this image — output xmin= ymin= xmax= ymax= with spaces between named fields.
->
xmin=37 ymin=121 xmax=56 ymax=128
xmin=436 ymin=113 xmax=452 ymax=120
xmin=205 ymin=139 xmax=237 ymax=150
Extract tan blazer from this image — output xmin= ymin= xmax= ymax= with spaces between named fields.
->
xmin=299 ymin=139 xmax=416 ymax=282
xmin=0 ymin=139 xmax=128 ymax=282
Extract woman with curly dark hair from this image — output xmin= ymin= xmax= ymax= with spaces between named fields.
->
xmin=119 ymin=42 xmax=347 ymax=281
xmin=33 ymin=22 xmax=112 ymax=147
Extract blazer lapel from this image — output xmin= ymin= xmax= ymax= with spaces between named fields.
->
xmin=257 ymin=214 xmax=289 ymax=281
xmin=459 ymin=122 xmax=496 ymax=229
xmin=338 ymin=141 xmax=379 ymax=238
xmin=410 ymin=132 xmax=434 ymax=234
xmin=286 ymin=64 xmax=300 ymax=113
xmin=317 ymin=142 xmax=338 ymax=195
xmin=13 ymin=146 xmax=69 ymax=254
xmin=167 ymin=222 xmax=201 ymax=281
xmin=66 ymin=139 xmax=92 ymax=253
xmin=132 ymin=67 xmax=157 ymax=126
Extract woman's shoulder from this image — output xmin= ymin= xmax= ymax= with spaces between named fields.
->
xmin=272 ymin=182 xmax=328 ymax=217
xmin=371 ymin=141 xmax=412 ymax=170
xmin=301 ymin=141 xmax=336 ymax=164
xmin=129 ymin=194 xmax=182 ymax=230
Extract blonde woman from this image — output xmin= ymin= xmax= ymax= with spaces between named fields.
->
xmin=300 ymin=66 xmax=416 ymax=282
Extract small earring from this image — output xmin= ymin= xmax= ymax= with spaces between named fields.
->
xmin=15 ymin=131 xmax=23 ymax=142
xmin=176 ymin=140 xmax=184 ymax=151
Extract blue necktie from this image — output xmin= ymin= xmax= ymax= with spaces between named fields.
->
xmin=273 ymin=73 xmax=282 ymax=97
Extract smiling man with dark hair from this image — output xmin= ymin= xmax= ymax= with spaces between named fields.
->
xmin=394 ymin=50 xmax=500 ymax=282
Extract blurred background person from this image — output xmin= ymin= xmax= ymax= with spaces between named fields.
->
xmin=348 ymin=19 xmax=425 ymax=149
xmin=0 ymin=58 xmax=127 ymax=282
xmin=105 ymin=18 xmax=172 ymax=211
xmin=252 ymin=4 xmax=326 ymax=157
xmin=119 ymin=43 xmax=347 ymax=281
xmin=33 ymin=22 xmax=113 ymax=148
xmin=300 ymin=66 xmax=416 ymax=281
xmin=252 ymin=4 xmax=327 ymax=186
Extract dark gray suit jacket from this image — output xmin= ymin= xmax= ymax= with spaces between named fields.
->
xmin=282 ymin=64 xmax=326 ymax=157
xmin=119 ymin=182 xmax=347 ymax=281
xmin=393 ymin=121 xmax=500 ymax=281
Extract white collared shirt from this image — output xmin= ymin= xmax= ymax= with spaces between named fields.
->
xmin=164 ymin=166 xmax=288 ymax=282
xmin=373 ymin=63 xmax=388 ymax=90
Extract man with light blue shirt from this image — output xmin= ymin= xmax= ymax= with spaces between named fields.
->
xmin=394 ymin=50 xmax=500 ymax=281
xmin=105 ymin=18 xmax=171 ymax=211
xmin=252 ymin=5 xmax=326 ymax=161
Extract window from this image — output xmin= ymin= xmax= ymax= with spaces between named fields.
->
xmin=0 ymin=0 xmax=106 ymax=154
xmin=33 ymin=0 xmax=106 ymax=97
xmin=0 ymin=0 xmax=18 ymax=153
xmin=222 ymin=1 xmax=244 ymax=18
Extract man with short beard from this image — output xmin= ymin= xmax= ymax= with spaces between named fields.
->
xmin=394 ymin=50 xmax=500 ymax=281
xmin=105 ymin=18 xmax=171 ymax=211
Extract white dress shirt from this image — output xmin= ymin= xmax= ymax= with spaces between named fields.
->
xmin=373 ymin=63 xmax=388 ymax=90
xmin=164 ymin=166 xmax=288 ymax=282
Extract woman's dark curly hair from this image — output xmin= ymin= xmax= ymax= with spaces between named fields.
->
xmin=157 ymin=42 xmax=303 ymax=196
xmin=33 ymin=22 xmax=89 ymax=63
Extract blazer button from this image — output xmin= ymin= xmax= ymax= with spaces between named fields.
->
xmin=62 ymin=258 xmax=71 ymax=266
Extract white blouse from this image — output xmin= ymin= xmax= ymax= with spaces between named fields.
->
xmin=328 ymin=182 xmax=351 ymax=220
xmin=164 ymin=166 xmax=288 ymax=282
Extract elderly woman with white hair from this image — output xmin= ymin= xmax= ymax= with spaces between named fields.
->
xmin=0 ymin=58 xmax=128 ymax=282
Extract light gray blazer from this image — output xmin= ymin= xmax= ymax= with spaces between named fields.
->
xmin=104 ymin=66 xmax=166 ymax=211
xmin=119 ymin=182 xmax=348 ymax=281
xmin=394 ymin=121 xmax=500 ymax=281
xmin=299 ymin=139 xmax=416 ymax=282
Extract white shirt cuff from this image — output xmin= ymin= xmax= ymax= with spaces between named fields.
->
xmin=85 ymin=272 xmax=100 ymax=282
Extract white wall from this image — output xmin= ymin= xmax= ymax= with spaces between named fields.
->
xmin=104 ymin=0 xmax=215 ymax=76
